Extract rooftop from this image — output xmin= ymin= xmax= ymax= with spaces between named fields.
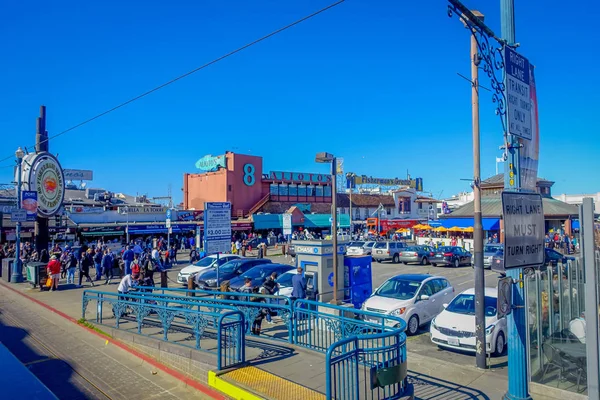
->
xmin=336 ymin=193 xmax=395 ymax=207
xmin=445 ymin=194 xmax=578 ymax=218
xmin=481 ymin=173 xmax=554 ymax=187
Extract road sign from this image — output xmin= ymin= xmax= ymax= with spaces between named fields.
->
xmin=501 ymin=192 xmax=544 ymax=269
xmin=165 ymin=219 xmax=171 ymax=228
xmin=204 ymin=202 xmax=231 ymax=254
xmin=283 ymin=213 xmax=292 ymax=236
xmin=505 ymin=46 xmax=532 ymax=140
xmin=497 ymin=276 xmax=513 ymax=318
xmin=166 ymin=209 xmax=172 ymax=220
xmin=10 ymin=209 xmax=27 ymax=222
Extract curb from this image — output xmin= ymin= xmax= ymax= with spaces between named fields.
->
xmin=208 ymin=371 xmax=264 ymax=400
xmin=0 ymin=281 xmax=226 ymax=400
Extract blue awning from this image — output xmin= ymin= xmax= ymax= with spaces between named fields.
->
xmin=439 ymin=217 xmax=500 ymax=231
xmin=252 ymin=214 xmax=350 ymax=230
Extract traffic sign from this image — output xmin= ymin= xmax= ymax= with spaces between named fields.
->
xmin=497 ymin=276 xmax=513 ymax=319
xmin=204 ymin=202 xmax=231 ymax=254
xmin=501 ymin=192 xmax=544 ymax=269
xmin=283 ymin=213 xmax=292 ymax=235
xmin=166 ymin=209 xmax=172 ymax=229
xmin=505 ymin=46 xmax=532 ymax=140
xmin=11 ymin=209 xmax=27 ymax=222
xmin=166 ymin=209 xmax=172 ymax=220
xmin=165 ymin=219 xmax=171 ymax=228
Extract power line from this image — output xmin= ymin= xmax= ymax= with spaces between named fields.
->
xmin=0 ymin=0 xmax=345 ymax=165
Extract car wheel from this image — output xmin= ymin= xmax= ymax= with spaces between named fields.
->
xmin=454 ymin=259 xmax=460 ymax=268
xmin=421 ymin=257 xmax=428 ymax=265
xmin=407 ymin=315 xmax=419 ymax=336
xmin=393 ymin=254 xmax=399 ymax=263
xmin=431 ymin=263 xmax=437 ymax=267
xmin=493 ymin=332 xmax=506 ymax=356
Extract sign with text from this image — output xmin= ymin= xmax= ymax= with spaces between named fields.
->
xmin=195 ymin=154 xmax=226 ymax=172
xmin=21 ymin=190 xmax=38 ymax=221
xmin=502 ymin=192 xmax=544 ymax=269
xmin=268 ymin=171 xmax=332 ymax=184
xmin=11 ymin=209 xmax=27 ymax=222
xmin=283 ymin=213 xmax=292 ymax=235
xmin=63 ymin=169 xmax=93 ymax=181
xmin=505 ymin=47 xmax=532 ymax=140
xmin=353 ymin=175 xmax=423 ymax=191
xmin=118 ymin=205 xmax=166 ymax=214
xmin=204 ymin=202 xmax=231 ymax=254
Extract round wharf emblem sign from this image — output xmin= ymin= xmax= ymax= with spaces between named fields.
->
xmin=22 ymin=152 xmax=65 ymax=217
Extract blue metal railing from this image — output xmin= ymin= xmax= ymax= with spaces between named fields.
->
xmin=82 ymin=288 xmax=411 ymax=398
xmin=82 ymin=290 xmax=245 ymax=370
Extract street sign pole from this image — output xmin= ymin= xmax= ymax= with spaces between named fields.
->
xmin=501 ymin=1 xmax=532 ymax=398
xmin=204 ymin=202 xmax=231 ymax=290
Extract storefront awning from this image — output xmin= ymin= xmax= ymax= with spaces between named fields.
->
xmin=439 ymin=217 xmax=500 ymax=231
xmin=252 ymin=213 xmax=350 ymax=230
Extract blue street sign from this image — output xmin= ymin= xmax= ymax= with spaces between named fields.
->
xmin=328 ymin=272 xmax=334 ymax=287
xmin=166 ymin=209 xmax=172 ymax=220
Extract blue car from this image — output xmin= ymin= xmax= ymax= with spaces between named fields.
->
xmin=229 ymin=263 xmax=295 ymax=291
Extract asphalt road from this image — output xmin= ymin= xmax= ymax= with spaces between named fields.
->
xmin=166 ymin=253 xmax=508 ymax=373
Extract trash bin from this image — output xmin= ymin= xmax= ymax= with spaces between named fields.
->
xmin=26 ymin=262 xmax=48 ymax=288
xmin=2 ymin=258 xmax=15 ymax=282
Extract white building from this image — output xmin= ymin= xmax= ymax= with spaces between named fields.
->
xmin=553 ymin=192 xmax=600 ymax=206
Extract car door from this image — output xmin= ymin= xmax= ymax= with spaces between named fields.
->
xmin=432 ymin=279 xmax=452 ymax=315
xmin=415 ymin=281 xmax=435 ymax=322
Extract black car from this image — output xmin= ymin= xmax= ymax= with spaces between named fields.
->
xmin=491 ymin=247 xmax=576 ymax=274
xmin=194 ymin=258 xmax=272 ymax=290
xmin=430 ymin=246 xmax=472 ymax=268
xmin=229 ymin=263 xmax=295 ymax=291
xmin=245 ymin=237 xmax=269 ymax=249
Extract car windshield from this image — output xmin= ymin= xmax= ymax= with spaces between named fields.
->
xmin=193 ymin=257 xmax=216 ymax=267
xmin=404 ymin=247 xmax=418 ymax=252
xmin=484 ymin=245 xmax=502 ymax=253
xmin=241 ymin=265 xmax=274 ymax=279
xmin=349 ymin=241 xmax=365 ymax=247
xmin=374 ymin=242 xmax=387 ymax=249
xmin=446 ymin=294 xmax=498 ymax=317
xmin=276 ymin=273 xmax=294 ymax=288
xmin=375 ymin=279 xmax=421 ymax=300
xmin=218 ymin=260 xmax=242 ymax=274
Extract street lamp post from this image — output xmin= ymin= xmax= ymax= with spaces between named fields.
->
xmin=346 ymin=173 xmax=356 ymax=234
xmin=316 ymin=152 xmax=339 ymax=304
xmin=11 ymin=147 xmax=25 ymax=283
xmin=125 ymin=206 xmax=130 ymax=244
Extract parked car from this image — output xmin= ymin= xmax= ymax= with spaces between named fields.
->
xmin=245 ymin=237 xmax=269 ymax=249
xmin=483 ymin=244 xmax=503 ymax=269
xmin=491 ymin=247 xmax=576 ymax=274
xmin=177 ymin=254 xmax=241 ymax=284
xmin=346 ymin=241 xmax=375 ymax=256
xmin=399 ymin=246 xmax=436 ymax=265
xmin=430 ymin=246 xmax=472 ymax=268
xmin=361 ymin=274 xmax=454 ymax=335
xmin=194 ymin=258 xmax=272 ymax=290
xmin=229 ymin=263 xmax=295 ymax=291
xmin=430 ymin=287 xmax=507 ymax=356
xmin=372 ymin=241 xmax=408 ymax=263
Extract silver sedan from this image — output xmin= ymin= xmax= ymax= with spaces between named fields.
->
xmin=399 ymin=246 xmax=436 ymax=265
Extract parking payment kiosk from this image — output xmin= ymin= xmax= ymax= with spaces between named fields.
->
xmin=293 ymin=240 xmax=347 ymax=303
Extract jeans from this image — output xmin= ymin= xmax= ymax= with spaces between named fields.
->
xmin=67 ymin=267 xmax=76 ymax=284
xmin=124 ymin=260 xmax=132 ymax=276
xmin=95 ymin=262 xmax=102 ymax=280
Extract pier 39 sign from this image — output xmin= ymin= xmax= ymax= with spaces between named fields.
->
xmin=502 ymin=192 xmax=544 ymax=269
xmin=20 ymin=152 xmax=65 ymax=218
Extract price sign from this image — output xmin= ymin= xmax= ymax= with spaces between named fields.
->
xmin=204 ymin=202 xmax=231 ymax=254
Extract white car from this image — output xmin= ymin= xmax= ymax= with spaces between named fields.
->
xmin=177 ymin=254 xmax=241 ymax=285
xmin=430 ymin=287 xmax=506 ymax=356
xmin=275 ymin=270 xmax=295 ymax=297
xmin=346 ymin=241 xmax=375 ymax=256
xmin=361 ymin=274 xmax=454 ymax=335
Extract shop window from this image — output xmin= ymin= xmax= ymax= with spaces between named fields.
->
xmin=278 ymin=184 xmax=288 ymax=196
xmin=298 ymin=185 xmax=307 ymax=196
xmin=307 ymin=186 xmax=315 ymax=196
xmin=228 ymin=185 xmax=232 ymax=192
xmin=316 ymin=186 xmax=324 ymax=197
xmin=289 ymin=185 xmax=298 ymax=196
xmin=324 ymin=185 xmax=332 ymax=197
xmin=418 ymin=203 xmax=423 ymax=210
xmin=386 ymin=208 xmax=392 ymax=215
xmin=270 ymin=184 xmax=278 ymax=195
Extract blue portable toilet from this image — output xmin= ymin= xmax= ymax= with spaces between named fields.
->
xmin=343 ymin=255 xmax=373 ymax=309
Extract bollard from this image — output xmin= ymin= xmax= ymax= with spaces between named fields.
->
xmin=187 ymin=275 xmax=195 ymax=296
xmin=160 ymin=271 xmax=168 ymax=288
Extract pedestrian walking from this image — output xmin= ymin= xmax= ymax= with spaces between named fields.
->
xmin=101 ymin=249 xmax=114 ymax=285
xmin=122 ymin=245 xmax=134 ymax=275
xmin=78 ymin=249 xmax=95 ymax=287
xmin=94 ymin=248 xmax=103 ymax=281
xmin=47 ymin=255 xmax=61 ymax=291
xmin=66 ymin=250 xmax=78 ymax=284
xmin=262 ymin=272 xmax=279 ymax=324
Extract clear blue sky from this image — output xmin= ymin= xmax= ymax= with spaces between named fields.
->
xmin=1 ymin=0 xmax=598 ymax=204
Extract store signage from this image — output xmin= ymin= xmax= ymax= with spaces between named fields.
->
xmin=195 ymin=154 xmax=226 ymax=172
xmin=505 ymin=47 xmax=532 ymax=140
xmin=63 ymin=169 xmax=94 ymax=181
xmin=268 ymin=171 xmax=332 ymax=184
xmin=354 ymin=175 xmax=423 ymax=191
xmin=204 ymin=202 xmax=231 ymax=254
xmin=118 ymin=205 xmax=166 ymax=214
xmin=1 ymin=205 xmax=17 ymax=213
xmin=176 ymin=210 xmax=204 ymax=221
xmin=10 ymin=209 xmax=27 ymax=222
xmin=232 ymin=222 xmax=252 ymax=231
xmin=501 ymin=192 xmax=544 ymax=269
xmin=81 ymin=226 xmax=125 ymax=233
xmin=20 ymin=152 xmax=65 ymax=217
xmin=21 ymin=191 xmax=38 ymax=221
xmin=381 ymin=220 xmax=418 ymax=231
xmin=68 ymin=206 xmax=105 ymax=214
xmin=283 ymin=213 xmax=292 ymax=236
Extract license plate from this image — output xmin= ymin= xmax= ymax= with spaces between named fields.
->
xmin=447 ymin=337 xmax=459 ymax=346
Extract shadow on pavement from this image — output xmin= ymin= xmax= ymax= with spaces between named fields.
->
xmin=409 ymin=372 xmax=491 ymax=400
xmin=0 ymin=312 xmax=99 ymax=400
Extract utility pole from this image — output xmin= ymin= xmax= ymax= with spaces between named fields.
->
xmin=330 ymin=157 xmax=339 ymax=304
xmin=501 ymin=0 xmax=531 ymax=399
xmin=468 ymin=12 xmax=486 ymax=370
xmin=35 ymin=106 xmax=50 ymax=253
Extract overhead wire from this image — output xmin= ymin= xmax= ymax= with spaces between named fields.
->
xmin=0 ymin=0 xmax=345 ymax=165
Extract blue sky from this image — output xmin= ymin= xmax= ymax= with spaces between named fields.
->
xmin=2 ymin=0 xmax=598 ymax=204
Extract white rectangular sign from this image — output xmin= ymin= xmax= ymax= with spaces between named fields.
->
xmin=204 ymin=202 xmax=231 ymax=254
xmin=63 ymin=169 xmax=94 ymax=181
xmin=505 ymin=47 xmax=532 ymax=140
xmin=502 ymin=192 xmax=544 ymax=269
xmin=283 ymin=213 xmax=292 ymax=236
xmin=11 ymin=209 xmax=27 ymax=222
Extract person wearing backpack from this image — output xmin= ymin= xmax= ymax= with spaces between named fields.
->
xmin=78 ymin=249 xmax=95 ymax=288
xmin=143 ymin=254 xmax=156 ymax=287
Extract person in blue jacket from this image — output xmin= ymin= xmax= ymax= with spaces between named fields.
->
xmin=101 ymin=249 xmax=114 ymax=285
xmin=122 ymin=245 xmax=135 ymax=275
